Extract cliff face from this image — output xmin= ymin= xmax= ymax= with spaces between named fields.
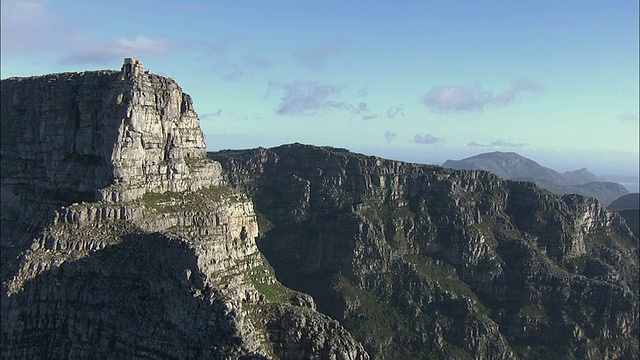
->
xmin=3 ymin=64 xmax=638 ymax=359
xmin=211 ymin=144 xmax=639 ymax=360
xmin=1 ymin=69 xmax=220 ymax=218
xmin=1 ymin=68 xmax=368 ymax=359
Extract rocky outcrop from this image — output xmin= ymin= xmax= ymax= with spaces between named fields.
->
xmin=1 ymin=66 xmax=368 ymax=359
xmin=1 ymin=68 xmax=221 ymax=218
xmin=211 ymin=143 xmax=639 ymax=360
xmin=1 ymin=67 xmax=223 ymax=277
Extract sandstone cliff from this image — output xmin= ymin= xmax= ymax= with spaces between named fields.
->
xmin=1 ymin=65 xmax=368 ymax=359
xmin=211 ymin=144 xmax=639 ymax=360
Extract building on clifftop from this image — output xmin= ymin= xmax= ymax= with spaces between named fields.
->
xmin=121 ymin=58 xmax=144 ymax=78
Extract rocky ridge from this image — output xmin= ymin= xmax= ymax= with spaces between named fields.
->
xmin=211 ymin=144 xmax=639 ymax=359
xmin=607 ymin=193 xmax=640 ymax=239
xmin=442 ymin=151 xmax=629 ymax=206
xmin=1 ymin=64 xmax=368 ymax=359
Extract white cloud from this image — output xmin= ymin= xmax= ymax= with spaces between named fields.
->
xmin=414 ymin=134 xmax=444 ymax=144
xmin=275 ymin=80 xmax=368 ymax=116
xmin=423 ymin=79 xmax=544 ymax=113
xmin=384 ymin=130 xmax=397 ymax=142
xmin=1 ymin=1 xmax=171 ymax=65
xmin=386 ymin=106 xmax=404 ymax=119
xmin=467 ymin=140 xmax=527 ymax=148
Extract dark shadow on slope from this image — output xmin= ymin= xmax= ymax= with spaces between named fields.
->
xmin=1 ymin=231 xmax=256 ymax=360
xmin=213 ymin=144 xmax=640 ymax=359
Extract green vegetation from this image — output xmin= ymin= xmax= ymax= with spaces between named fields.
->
xmin=142 ymin=190 xmax=181 ymax=204
xmin=519 ymin=304 xmax=549 ymax=323
xmin=360 ymin=200 xmax=415 ymax=221
xmin=245 ymin=263 xmax=292 ymax=303
xmin=334 ymin=273 xmax=479 ymax=359
xmin=184 ymin=156 xmax=215 ymax=166
xmin=335 ymin=274 xmax=407 ymax=343
xmin=198 ymin=185 xmax=239 ymax=202
xmin=404 ymin=254 xmax=487 ymax=314
xmin=442 ymin=342 xmax=473 ymax=360
xmin=241 ymin=304 xmax=280 ymax=360
xmin=142 ymin=185 xmax=240 ymax=212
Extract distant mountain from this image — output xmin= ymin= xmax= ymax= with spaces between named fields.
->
xmin=442 ymin=152 xmax=628 ymax=206
xmin=608 ymin=193 xmax=640 ymax=238
xmin=563 ymin=167 xmax=604 ymax=185
xmin=608 ymin=193 xmax=640 ymax=210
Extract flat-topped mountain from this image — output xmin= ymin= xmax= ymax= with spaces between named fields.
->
xmin=1 ymin=60 xmax=368 ymax=359
xmin=2 ymin=61 xmax=638 ymax=359
xmin=442 ymin=151 xmax=628 ymax=205
xmin=211 ymin=143 xmax=638 ymax=359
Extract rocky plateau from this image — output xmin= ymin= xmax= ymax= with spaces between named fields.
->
xmin=1 ymin=62 xmax=368 ymax=360
xmin=1 ymin=61 xmax=638 ymax=359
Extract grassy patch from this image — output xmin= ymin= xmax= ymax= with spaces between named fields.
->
xmin=142 ymin=185 xmax=241 ymax=212
xmin=519 ymin=304 xmax=549 ymax=322
xmin=404 ymin=254 xmax=488 ymax=314
xmin=336 ymin=274 xmax=406 ymax=339
xmin=360 ymin=201 xmax=415 ymax=221
xmin=184 ymin=156 xmax=214 ymax=166
xmin=245 ymin=264 xmax=292 ymax=303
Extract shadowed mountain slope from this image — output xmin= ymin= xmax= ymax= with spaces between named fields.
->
xmin=211 ymin=144 xmax=639 ymax=360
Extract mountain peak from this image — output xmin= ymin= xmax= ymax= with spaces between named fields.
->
xmin=442 ymin=152 xmax=625 ymax=205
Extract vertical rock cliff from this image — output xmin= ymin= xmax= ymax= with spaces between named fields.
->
xmin=211 ymin=144 xmax=639 ymax=360
xmin=1 ymin=63 xmax=368 ymax=359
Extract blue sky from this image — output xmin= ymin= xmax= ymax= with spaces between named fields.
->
xmin=2 ymin=0 xmax=638 ymax=179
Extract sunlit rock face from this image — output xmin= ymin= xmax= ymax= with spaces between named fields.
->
xmin=1 ymin=64 xmax=369 ymax=360
xmin=1 ymin=67 xmax=221 ymax=220
xmin=211 ymin=143 xmax=639 ymax=360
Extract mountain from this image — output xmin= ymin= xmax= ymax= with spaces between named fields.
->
xmin=2 ymin=62 xmax=638 ymax=359
xmin=211 ymin=144 xmax=639 ymax=359
xmin=608 ymin=193 xmax=640 ymax=211
xmin=608 ymin=193 xmax=640 ymax=238
xmin=563 ymin=167 xmax=604 ymax=185
xmin=1 ymin=61 xmax=368 ymax=359
xmin=442 ymin=152 xmax=628 ymax=205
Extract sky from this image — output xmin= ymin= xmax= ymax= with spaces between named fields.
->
xmin=2 ymin=0 xmax=639 ymax=182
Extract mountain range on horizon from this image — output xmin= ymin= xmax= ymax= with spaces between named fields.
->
xmin=442 ymin=151 xmax=630 ymax=206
